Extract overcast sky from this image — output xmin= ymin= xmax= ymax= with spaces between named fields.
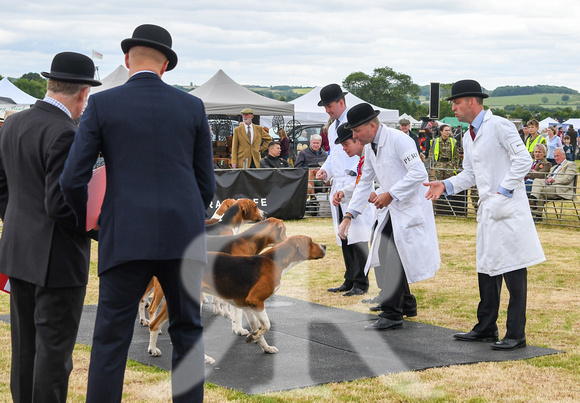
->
xmin=2 ymin=1 xmax=580 ymax=92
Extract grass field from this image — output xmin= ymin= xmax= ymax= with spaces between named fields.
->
xmin=0 ymin=216 xmax=579 ymax=402
xmin=485 ymin=93 xmax=580 ymax=109
xmin=292 ymin=88 xmax=313 ymax=95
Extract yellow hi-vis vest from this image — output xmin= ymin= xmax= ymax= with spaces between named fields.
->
xmin=431 ymin=137 xmax=456 ymax=161
xmin=525 ymin=135 xmax=547 ymax=153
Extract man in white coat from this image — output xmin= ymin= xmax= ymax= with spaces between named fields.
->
xmin=338 ymin=103 xmax=440 ymax=331
xmin=316 ymin=84 xmax=374 ymax=296
xmin=424 ymin=79 xmax=545 ymax=350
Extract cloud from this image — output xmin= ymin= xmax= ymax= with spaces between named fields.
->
xmin=2 ymin=0 xmax=580 ymax=92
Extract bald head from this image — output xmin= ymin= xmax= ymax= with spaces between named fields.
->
xmin=125 ymin=46 xmax=169 ymax=76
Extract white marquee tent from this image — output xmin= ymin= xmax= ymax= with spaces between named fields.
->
xmin=398 ymin=112 xmax=420 ymax=127
xmin=0 ymin=77 xmax=38 ymax=104
xmin=539 ymin=117 xmax=559 ymax=129
xmin=89 ymin=65 xmax=129 ymax=96
xmin=190 ymin=70 xmax=294 ymax=116
xmin=562 ymin=118 xmax=580 ymax=129
xmin=285 ymin=86 xmax=399 ymax=126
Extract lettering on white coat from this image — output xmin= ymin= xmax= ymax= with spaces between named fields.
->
xmin=509 ymin=139 xmax=527 ymax=155
xmin=401 ymin=149 xmax=420 ymax=168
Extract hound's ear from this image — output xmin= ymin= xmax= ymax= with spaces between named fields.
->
xmin=239 ymin=201 xmax=247 ymax=215
xmin=296 ymin=236 xmax=311 ymax=257
xmin=277 ymin=220 xmax=287 ymax=240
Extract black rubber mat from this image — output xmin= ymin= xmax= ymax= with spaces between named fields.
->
xmin=0 ymin=295 xmax=562 ymax=395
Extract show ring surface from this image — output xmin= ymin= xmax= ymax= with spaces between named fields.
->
xmin=1 ymin=295 xmax=561 ymax=395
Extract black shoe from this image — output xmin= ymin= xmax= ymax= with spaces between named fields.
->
xmin=327 ymin=283 xmax=352 ymax=293
xmin=343 ymin=287 xmax=366 ymax=296
xmin=453 ymin=330 xmax=499 ymax=342
xmin=369 ymin=304 xmax=382 ymax=312
xmin=403 ymin=307 xmax=417 ymax=317
xmin=364 ymin=317 xmax=403 ymax=331
xmin=361 ymin=295 xmax=380 ymax=304
xmin=491 ymin=337 xmax=526 ymax=350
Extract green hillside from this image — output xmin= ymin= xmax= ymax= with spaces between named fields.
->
xmin=485 ymin=93 xmax=580 ymax=109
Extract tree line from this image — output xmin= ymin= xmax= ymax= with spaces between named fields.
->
xmin=1 ymin=73 xmax=47 ymax=99
xmin=5 ymin=68 xmax=580 ymax=121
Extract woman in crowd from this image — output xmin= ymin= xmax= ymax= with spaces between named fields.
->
xmin=320 ymin=125 xmax=330 ymax=152
xmin=546 ymin=125 xmax=562 ymax=166
xmin=525 ymin=143 xmax=552 ymax=195
xmin=278 ymin=128 xmax=290 ymax=161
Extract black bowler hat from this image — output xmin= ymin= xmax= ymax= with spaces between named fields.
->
xmin=121 ymin=24 xmax=178 ymax=71
xmin=41 ymin=52 xmax=101 ymax=86
xmin=345 ymin=103 xmax=380 ymax=129
xmin=318 ymin=84 xmax=348 ymax=107
xmin=335 ymin=123 xmax=354 ymax=144
xmin=446 ymin=79 xmax=489 ymax=101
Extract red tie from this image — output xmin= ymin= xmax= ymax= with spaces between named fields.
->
xmin=356 ymin=156 xmax=365 ymax=185
xmin=469 ymin=125 xmax=476 ymax=141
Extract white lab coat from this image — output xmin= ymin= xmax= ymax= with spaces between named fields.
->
xmin=321 ymin=111 xmax=374 ymax=245
xmin=338 ymin=150 xmax=376 ymax=244
xmin=447 ymin=110 xmax=545 ymax=275
xmin=349 ymin=125 xmax=440 ymax=283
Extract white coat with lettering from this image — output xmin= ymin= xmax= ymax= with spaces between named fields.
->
xmin=349 ymin=125 xmax=440 ymax=283
xmin=446 ymin=110 xmax=545 ymax=275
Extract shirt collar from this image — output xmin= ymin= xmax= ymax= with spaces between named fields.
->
xmin=42 ymin=96 xmax=71 ymax=118
xmin=336 ymin=109 xmax=348 ymax=126
xmin=372 ymin=124 xmax=383 ymax=147
xmin=130 ymin=70 xmax=158 ymax=78
xmin=470 ymin=109 xmax=486 ymax=134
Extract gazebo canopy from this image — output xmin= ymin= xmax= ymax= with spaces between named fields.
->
xmin=90 ymin=65 xmax=129 ymax=96
xmin=189 ymin=70 xmax=294 ymax=116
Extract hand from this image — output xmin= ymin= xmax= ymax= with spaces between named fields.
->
xmin=316 ymin=169 xmax=327 ymax=180
xmin=424 ymin=181 xmax=445 ymax=200
xmin=333 ymin=190 xmax=344 ymax=206
xmin=368 ymin=191 xmax=377 ymax=203
xmin=373 ymin=192 xmax=393 ymax=209
xmin=546 ymin=177 xmax=555 ymax=185
xmin=338 ymin=217 xmax=350 ymax=240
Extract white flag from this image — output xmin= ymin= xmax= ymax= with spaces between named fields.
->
xmin=92 ymin=50 xmax=103 ymax=60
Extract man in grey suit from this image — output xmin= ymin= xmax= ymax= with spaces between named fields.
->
xmin=0 ymin=52 xmax=101 ymax=402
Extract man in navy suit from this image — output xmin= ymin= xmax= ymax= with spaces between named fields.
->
xmin=0 ymin=52 xmax=101 ymax=403
xmin=60 ymin=25 xmax=216 ymax=402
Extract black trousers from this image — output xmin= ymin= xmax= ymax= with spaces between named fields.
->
xmin=9 ymin=278 xmax=86 ymax=403
xmin=86 ymin=259 xmax=204 ymax=403
xmin=338 ymin=206 xmax=369 ymax=290
xmin=375 ymin=218 xmax=416 ymax=321
xmin=472 ymin=268 xmax=527 ymax=339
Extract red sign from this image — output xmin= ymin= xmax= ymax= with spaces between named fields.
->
xmin=86 ymin=166 xmax=106 ymax=231
xmin=0 ymin=273 xmax=9 ymax=294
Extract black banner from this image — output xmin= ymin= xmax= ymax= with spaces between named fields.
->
xmin=207 ymin=168 xmax=309 ymax=220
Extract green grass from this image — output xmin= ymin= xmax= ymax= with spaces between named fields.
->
xmin=484 ymin=93 xmax=580 ymax=108
xmin=292 ymin=88 xmax=313 ymax=95
xmin=1 ymin=217 xmax=579 ymax=401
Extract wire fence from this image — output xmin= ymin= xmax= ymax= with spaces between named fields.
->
xmin=304 ymin=167 xmax=580 ymax=228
